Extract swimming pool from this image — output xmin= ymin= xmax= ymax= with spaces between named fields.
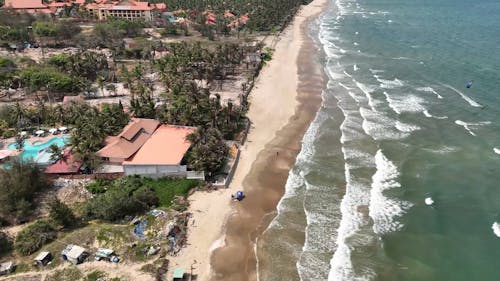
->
xmin=7 ymin=136 xmax=69 ymax=161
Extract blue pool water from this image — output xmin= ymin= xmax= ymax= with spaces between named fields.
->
xmin=7 ymin=136 xmax=69 ymax=161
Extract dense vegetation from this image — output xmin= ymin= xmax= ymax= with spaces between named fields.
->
xmin=1 ymin=50 xmax=114 ymax=96
xmin=83 ymin=176 xmax=199 ymax=221
xmin=0 ymin=160 xmax=49 ymax=224
xmin=161 ymin=0 xmax=312 ymax=32
xmin=15 ymin=219 xmax=57 ymax=255
xmin=0 ymin=231 xmax=12 ymax=257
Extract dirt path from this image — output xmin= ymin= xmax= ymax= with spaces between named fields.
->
xmin=1 ymin=260 xmax=159 ymax=281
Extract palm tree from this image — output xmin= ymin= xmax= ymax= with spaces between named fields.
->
xmin=48 ymin=144 xmax=64 ymax=162
xmin=14 ymin=132 xmax=27 ymax=150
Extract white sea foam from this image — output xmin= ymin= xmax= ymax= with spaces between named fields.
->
xmin=395 ymin=121 xmax=421 ymax=133
xmin=416 ymin=86 xmax=443 ymax=99
xmin=327 ymin=167 xmax=372 ymax=281
xmin=353 ymin=42 xmax=359 ymax=46
xmin=376 ymin=77 xmax=405 ymax=89
xmin=354 ymin=80 xmax=379 ymax=111
xmin=383 ymin=92 xmax=427 ymax=114
xmin=369 ymin=68 xmax=384 ymax=74
xmin=327 ymin=67 xmax=346 ymax=80
xmin=423 ymin=146 xmax=459 ymax=154
xmin=339 ymin=109 xmax=364 ymax=143
xmin=272 ymin=110 xmax=327 ymax=220
xmin=338 ymin=82 xmax=354 ymax=90
xmin=441 ymin=83 xmax=482 ymax=108
xmin=343 ymin=70 xmax=352 ymax=77
xmin=359 ymin=107 xmax=408 ymax=140
xmin=454 ymin=120 xmax=491 ymax=136
xmin=423 ymin=110 xmax=448 ymax=119
xmin=492 ymin=222 xmax=500 ymax=237
xmin=494 ymin=148 xmax=500 ymax=155
xmin=347 ymin=91 xmax=365 ymax=103
xmin=369 ymin=150 xmax=413 ymax=235
xmin=342 ymin=149 xmax=375 ymax=169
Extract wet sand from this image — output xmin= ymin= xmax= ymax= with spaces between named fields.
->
xmin=210 ymin=0 xmax=328 ymax=280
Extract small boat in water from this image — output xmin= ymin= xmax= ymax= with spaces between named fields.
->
xmin=466 ymin=80 xmax=473 ymax=88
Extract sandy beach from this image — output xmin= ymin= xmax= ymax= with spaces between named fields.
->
xmin=167 ymin=0 xmax=327 ymax=280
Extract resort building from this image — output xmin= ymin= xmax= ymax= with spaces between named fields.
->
xmin=96 ymin=118 xmax=160 ymax=164
xmin=1 ymin=0 xmax=83 ymax=14
xmin=123 ymin=125 xmax=196 ymax=178
xmin=2 ymin=0 xmax=50 ymax=13
xmin=1 ymin=0 xmax=165 ymax=21
xmin=86 ymin=0 xmax=166 ymax=21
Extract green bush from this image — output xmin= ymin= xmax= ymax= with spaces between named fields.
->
xmin=82 ymin=176 xmax=199 ymax=221
xmin=85 ymin=179 xmax=111 ymax=194
xmin=15 ymin=220 xmax=56 ymax=255
xmin=2 ymin=129 xmax=15 ymax=138
xmin=82 ymin=185 xmax=158 ymax=222
xmin=0 ymin=231 xmax=12 ymax=257
xmin=48 ymin=199 xmax=77 ymax=228
xmin=86 ymin=270 xmax=105 ymax=281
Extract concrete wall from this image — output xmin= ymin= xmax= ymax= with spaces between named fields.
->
xmin=123 ymin=164 xmax=187 ymax=178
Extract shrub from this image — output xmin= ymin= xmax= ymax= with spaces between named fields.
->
xmin=82 ymin=186 xmax=158 ymax=222
xmin=85 ymin=179 xmax=110 ymax=194
xmin=0 ymin=231 xmax=12 ymax=257
xmin=15 ymin=220 xmax=56 ymax=255
xmin=48 ymin=199 xmax=77 ymax=228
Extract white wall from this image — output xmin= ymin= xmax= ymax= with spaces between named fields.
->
xmin=123 ymin=165 xmax=187 ymax=178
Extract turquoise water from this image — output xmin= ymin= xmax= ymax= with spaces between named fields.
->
xmin=258 ymin=0 xmax=500 ymax=280
xmin=8 ymin=137 xmax=69 ymax=161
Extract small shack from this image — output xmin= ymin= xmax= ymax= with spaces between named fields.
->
xmin=172 ymin=267 xmax=185 ymax=280
xmin=0 ymin=262 xmax=14 ymax=275
xmin=61 ymin=245 xmax=88 ymax=265
xmin=95 ymin=248 xmax=119 ymax=263
xmin=34 ymin=251 xmax=52 ymax=266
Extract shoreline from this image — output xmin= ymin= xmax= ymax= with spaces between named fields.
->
xmin=209 ymin=0 xmax=328 ymax=280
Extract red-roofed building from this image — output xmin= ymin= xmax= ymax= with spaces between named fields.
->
xmin=96 ymin=118 xmax=160 ymax=164
xmin=2 ymin=0 xmax=51 ymax=13
xmin=122 ymin=125 xmax=196 ymax=178
xmin=45 ymin=151 xmax=82 ymax=174
xmin=86 ymin=0 xmax=166 ymax=21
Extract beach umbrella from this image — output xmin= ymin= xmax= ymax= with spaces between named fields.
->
xmin=58 ymin=126 xmax=67 ymax=132
xmin=20 ymin=131 xmax=27 ymax=136
xmin=35 ymin=130 xmax=45 ymax=136
xmin=49 ymin=128 xmax=57 ymax=134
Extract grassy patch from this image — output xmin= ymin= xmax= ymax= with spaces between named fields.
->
xmin=86 ymin=270 xmax=105 ymax=281
xmin=141 ymin=178 xmax=199 ymax=208
xmin=46 ymin=266 xmax=82 ymax=281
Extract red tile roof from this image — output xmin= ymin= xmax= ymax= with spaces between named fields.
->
xmin=4 ymin=0 xmax=47 ymax=9
xmin=45 ymin=151 xmax=82 ymax=174
xmin=123 ymin=125 xmax=195 ymax=166
xmin=96 ymin=118 xmax=159 ymax=160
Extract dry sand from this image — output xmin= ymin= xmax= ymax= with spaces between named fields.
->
xmin=168 ymin=0 xmax=328 ymax=280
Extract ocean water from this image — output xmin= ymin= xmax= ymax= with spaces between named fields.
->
xmin=257 ymin=0 xmax=500 ymax=280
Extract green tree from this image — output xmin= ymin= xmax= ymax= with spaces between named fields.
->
xmin=48 ymin=143 xmax=64 ymax=162
xmin=48 ymin=199 xmax=76 ymax=228
xmin=15 ymin=220 xmax=56 ymax=255
xmin=14 ymin=131 xmax=27 ymax=149
xmin=186 ymin=127 xmax=228 ymax=177
xmin=0 ymin=159 xmax=48 ymax=223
